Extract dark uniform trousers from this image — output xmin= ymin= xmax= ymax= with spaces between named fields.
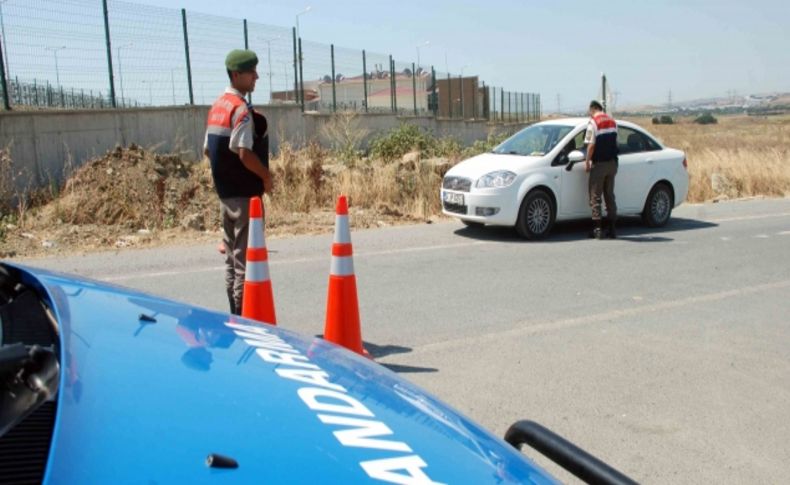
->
xmin=221 ymin=197 xmax=250 ymax=314
xmin=588 ymin=160 xmax=618 ymax=221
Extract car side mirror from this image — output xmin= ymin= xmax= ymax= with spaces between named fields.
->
xmin=568 ymin=150 xmax=584 ymax=163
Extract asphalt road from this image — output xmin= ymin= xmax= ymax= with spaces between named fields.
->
xmin=19 ymin=197 xmax=790 ymax=484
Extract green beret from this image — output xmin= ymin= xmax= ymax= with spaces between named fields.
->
xmin=225 ymin=49 xmax=258 ymax=72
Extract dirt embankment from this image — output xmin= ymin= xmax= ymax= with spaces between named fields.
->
xmin=1 ymin=144 xmax=446 ymax=258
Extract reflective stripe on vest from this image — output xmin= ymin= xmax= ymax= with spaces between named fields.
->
xmin=207 ymin=93 xmax=248 ymax=131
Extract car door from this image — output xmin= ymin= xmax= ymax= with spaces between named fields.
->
xmin=614 ymin=126 xmax=655 ymax=212
xmin=556 ymin=128 xmax=591 ymax=218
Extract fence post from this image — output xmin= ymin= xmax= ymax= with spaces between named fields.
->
xmin=180 ymin=9 xmax=194 ymax=105
xmin=431 ymin=66 xmax=437 ymax=117
xmin=412 ymin=62 xmax=417 ymax=116
xmin=499 ymin=88 xmax=505 ymax=123
xmin=330 ymin=44 xmax=336 ymax=112
xmin=446 ymin=73 xmax=451 ymax=118
xmin=492 ymin=86 xmax=496 ymax=121
xmin=292 ymin=28 xmax=299 ymax=104
xmin=101 ymin=0 xmax=117 ymax=107
xmin=388 ymin=55 xmax=393 ymax=113
xmin=526 ymin=93 xmax=530 ymax=122
xmin=392 ymin=58 xmax=398 ymax=114
xmin=298 ymin=38 xmax=304 ymax=111
xmin=243 ymin=19 xmax=251 ymax=103
xmin=362 ymin=50 xmax=368 ymax=113
xmin=0 ymin=32 xmax=9 ymax=110
xmin=459 ymin=75 xmax=464 ymax=120
xmin=472 ymin=80 xmax=477 ymax=120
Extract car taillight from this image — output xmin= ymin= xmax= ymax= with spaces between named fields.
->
xmin=682 ymin=157 xmax=688 ymax=170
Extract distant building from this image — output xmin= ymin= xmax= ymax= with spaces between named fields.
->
xmin=316 ymin=69 xmax=431 ymax=113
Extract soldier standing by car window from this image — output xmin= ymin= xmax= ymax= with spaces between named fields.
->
xmin=584 ymin=100 xmax=618 ymax=239
xmin=204 ymin=49 xmax=274 ymax=314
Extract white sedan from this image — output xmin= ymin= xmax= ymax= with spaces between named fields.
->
xmin=441 ymin=118 xmax=689 ymax=239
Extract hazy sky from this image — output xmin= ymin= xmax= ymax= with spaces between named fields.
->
xmin=131 ymin=0 xmax=789 ymax=111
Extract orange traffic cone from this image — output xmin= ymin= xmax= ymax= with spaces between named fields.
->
xmin=324 ymin=195 xmax=369 ymax=357
xmin=241 ymin=196 xmax=277 ymax=325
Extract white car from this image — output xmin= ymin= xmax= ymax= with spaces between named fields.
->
xmin=441 ymin=118 xmax=689 ymax=239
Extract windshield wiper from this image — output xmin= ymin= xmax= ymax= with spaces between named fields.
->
xmin=0 ymin=343 xmax=59 ymax=438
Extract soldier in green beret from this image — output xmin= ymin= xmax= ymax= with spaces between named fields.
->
xmin=203 ymin=49 xmax=274 ymax=315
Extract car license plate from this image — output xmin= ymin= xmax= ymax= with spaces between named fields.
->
xmin=442 ymin=191 xmax=464 ymax=205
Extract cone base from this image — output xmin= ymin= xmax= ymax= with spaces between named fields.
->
xmin=241 ymin=280 xmax=277 ymax=325
xmin=324 ymin=275 xmax=365 ymax=355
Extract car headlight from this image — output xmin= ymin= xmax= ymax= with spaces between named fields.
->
xmin=476 ymin=170 xmax=517 ymax=188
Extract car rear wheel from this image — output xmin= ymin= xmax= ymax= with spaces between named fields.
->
xmin=516 ymin=189 xmax=555 ymax=240
xmin=642 ymin=183 xmax=673 ymax=227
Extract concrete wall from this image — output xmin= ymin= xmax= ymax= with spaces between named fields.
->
xmin=0 ymin=105 xmax=526 ymax=192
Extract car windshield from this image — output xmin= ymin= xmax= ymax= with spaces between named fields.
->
xmin=492 ymin=124 xmax=574 ymax=156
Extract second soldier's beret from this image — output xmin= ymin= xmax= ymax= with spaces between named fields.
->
xmin=225 ymin=49 xmax=259 ymax=72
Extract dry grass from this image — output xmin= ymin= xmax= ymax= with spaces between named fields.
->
xmin=634 ymin=114 xmax=790 ymax=202
xmin=266 ymin=139 xmax=446 ymax=230
xmin=3 ymin=114 xmax=789 ymax=257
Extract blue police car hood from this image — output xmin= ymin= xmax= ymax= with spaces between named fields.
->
xmin=13 ymin=264 xmax=556 ymax=484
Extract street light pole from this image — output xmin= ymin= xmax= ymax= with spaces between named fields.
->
xmin=141 ymin=79 xmax=152 ymax=106
xmin=295 ymin=6 xmax=311 ymax=41
xmin=257 ymin=36 xmax=280 ymax=104
xmin=170 ymin=69 xmax=176 ymax=105
xmin=116 ymin=42 xmax=132 ymax=107
xmin=415 ymin=40 xmax=429 ymax=71
xmin=282 ymin=62 xmax=289 ymax=102
xmin=45 ymin=45 xmax=66 ymax=87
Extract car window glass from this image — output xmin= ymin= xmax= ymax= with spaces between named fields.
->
xmin=493 ymin=124 xmax=573 ymax=156
xmin=641 ymin=132 xmax=662 ymax=151
xmin=618 ymin=127 xmax=647 ymax=154
xmin=555 ymin=130 xmax=586 ymax=164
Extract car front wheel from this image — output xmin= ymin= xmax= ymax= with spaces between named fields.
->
xmin=642 ymin=183 xmax=673 ymax=227
xmin=516 ymin=190 xmax=555 ymax=240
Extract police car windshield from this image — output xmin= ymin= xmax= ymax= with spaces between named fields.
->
xmin=493 ymin=125 xmax=574 ymax=157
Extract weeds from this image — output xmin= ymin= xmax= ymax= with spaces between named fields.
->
xmin=319 ymin=111 xmax=369 ymax=166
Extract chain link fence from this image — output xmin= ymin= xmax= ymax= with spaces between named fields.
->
xmin=0 ymin=0 xmax=541 ymax=122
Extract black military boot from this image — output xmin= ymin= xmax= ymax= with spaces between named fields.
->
xmin=589 ymin=220 xmax=603 ymax=239
xmin=607 ymin=218 xmax=617 ymax=239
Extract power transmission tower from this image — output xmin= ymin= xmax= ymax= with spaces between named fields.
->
xmin=667 ymin=89 xmax=673 ymax=110
xmin=556 ymin=93 xmax=561 ymax=115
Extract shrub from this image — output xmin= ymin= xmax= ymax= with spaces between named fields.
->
xmin=660 ymin=115 xmax=674 ymax=124
xmin=652 ymin=117 xmax=660 ymax=124
xmin=368 ymin=123 xmax=435 ymax=162
xmin=694 ymin=113 xmax=718 ymax=125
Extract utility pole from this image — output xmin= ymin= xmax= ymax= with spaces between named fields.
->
xmin=556 ymin=93 xmax=561 ymax=115
xmin=45 ymin=45 xmax=66 ymax=88
xmin=667 ymin=89 xmax=673 ymax=110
